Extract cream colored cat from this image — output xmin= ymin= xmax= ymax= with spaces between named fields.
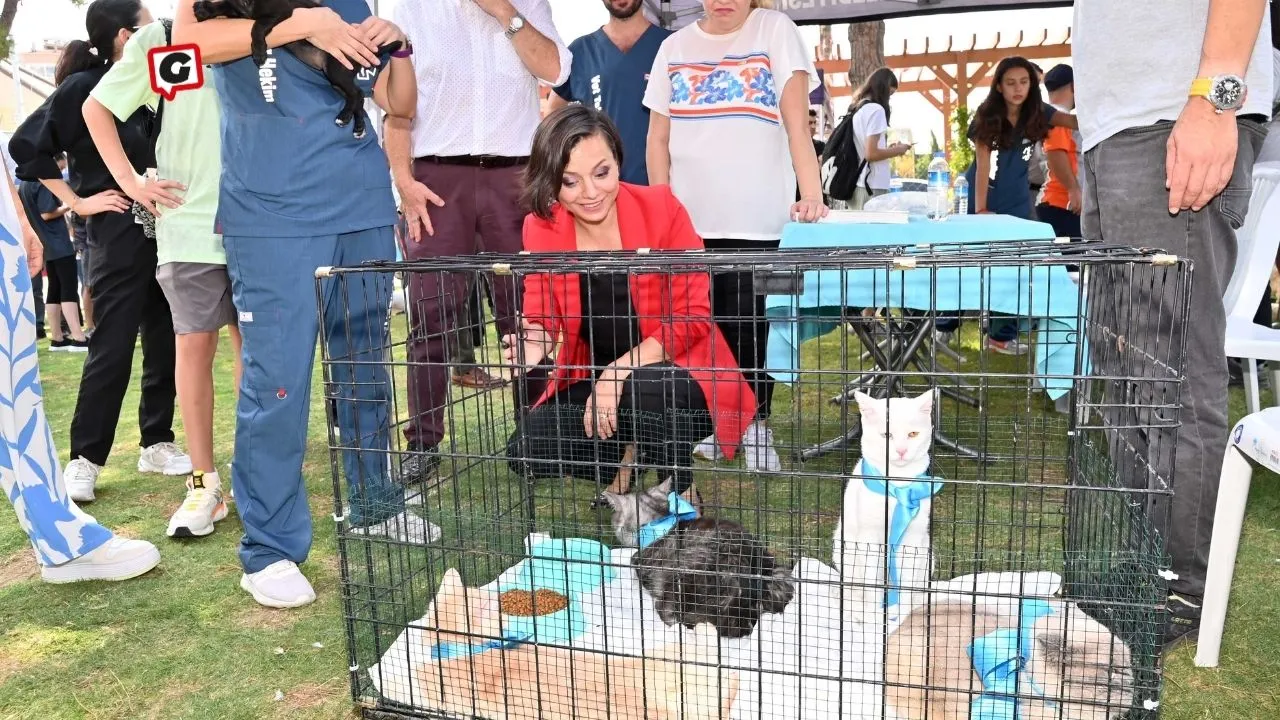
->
xmin=413 ymin=568 xmax=739 ymax=720
xmin=885 ymin=599 xmax=1135 ymax=720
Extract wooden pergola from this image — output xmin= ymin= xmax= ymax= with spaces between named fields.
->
xmin=815 ymin=30 xmax=1071 ymax=151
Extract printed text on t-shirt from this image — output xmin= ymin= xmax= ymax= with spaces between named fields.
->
xmin=259 ymin=49 xmax=277 ymax=103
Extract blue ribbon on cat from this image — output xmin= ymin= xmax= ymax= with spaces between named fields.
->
xmin=966 ymin=599 xmax=1058 ymax=720
xmin=430 ymin=632 xmax=532 ymax=661
xmin=636 ymin=492 xmax=700 ymax=549
xmin=859 ymin=461 xmax=944 ymax=608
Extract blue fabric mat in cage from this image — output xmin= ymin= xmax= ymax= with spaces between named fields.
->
xmin=496 ymin=538 xmax=615 ymax=645
xmin=765 ymin=215 xmax=1084 ymax=400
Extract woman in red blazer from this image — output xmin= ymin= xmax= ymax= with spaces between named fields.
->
xmin=502 ymin=106 xmax=755 ymax=506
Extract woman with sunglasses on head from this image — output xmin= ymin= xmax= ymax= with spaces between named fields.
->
xmin=8 ymin=0 xmax=191 ymax=505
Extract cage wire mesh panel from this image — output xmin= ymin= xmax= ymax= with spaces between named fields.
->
xmin=315 ymin=243 xmax=1188 ymax=720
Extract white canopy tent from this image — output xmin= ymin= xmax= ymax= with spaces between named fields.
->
xmin=643 ymin=0 xmax=1072 ymax=28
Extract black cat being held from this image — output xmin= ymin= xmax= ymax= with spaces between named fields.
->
xmin=192 ymin=0 xmax=400 ymax=138
xmin=605 ymin=478 xmax=796 ymax=639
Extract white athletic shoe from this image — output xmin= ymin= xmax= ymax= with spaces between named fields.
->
xmin=692 ymin=434 xmax=724 ymax=461
xmin=137 ymin=442 xmax=193 ymax=476
xmin=350 ymin=511 xmax=442 ymax=545
xmin=64 ymin=458 xmax=102 ymax=503
xmin=166 ymin=472 xmax=229 ymax=538
xmin=240 ymin=560 xmax=316 ymax=609
xmin=40 ymin=537 xmax=161 ymax=584
xmin=742 ymin=421 xmax=782 ymax=474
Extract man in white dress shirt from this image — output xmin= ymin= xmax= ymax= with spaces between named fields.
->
xmin=386 ymin=0 xmax=570 ymax=482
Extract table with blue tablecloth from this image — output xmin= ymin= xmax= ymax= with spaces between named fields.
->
xmin=764 ymin=214 xmax=1084 ymax=401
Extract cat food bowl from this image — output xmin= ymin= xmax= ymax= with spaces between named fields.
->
xmin=495 ymin=538 xmax=614 ymax=644
xmin=499 ymin=589 xmax=570 ymax=617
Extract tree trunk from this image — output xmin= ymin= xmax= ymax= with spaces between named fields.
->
xmin=0 ymin=0 xmax=19 ymax=58
xmin=819 ymin=24 xmax=834 ymax=61
xmin=847 ymin=20 xmax=886 ymax=91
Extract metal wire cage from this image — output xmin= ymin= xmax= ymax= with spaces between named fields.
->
xmin=315 ymin=242 xmax=1189 ymax=720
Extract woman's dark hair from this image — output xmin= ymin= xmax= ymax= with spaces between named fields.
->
xmin=85 ymin=0 xmax=143 ymax=66
xmin=851 ymin=67 xmax=897 ymax=124
xmin=54 ymin=41 xmax=99 ymax=85
xmin=969 ymin=56 xmax=1049 ymax=150
xmin=522 ymin=105 xmax=625 ymax=220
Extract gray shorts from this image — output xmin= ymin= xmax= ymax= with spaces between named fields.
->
xmin=156 ymin=262 xmax=237 ymax=334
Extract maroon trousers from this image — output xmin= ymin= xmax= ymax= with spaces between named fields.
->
xmin=403 ymin=159 xmax=526 ymax=449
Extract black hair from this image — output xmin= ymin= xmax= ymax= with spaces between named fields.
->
xmin=522 ymin=105 xmax=625 ymax=221
xmin=86 ymin=0 xmax=143 ymax=66
xmin=851 ymin=67 xmax=898 ymax=124
xmin=54 ymin=41 xmax=99 ymax=85
xmin=970 ymin=56 xmax=1049 ymax=151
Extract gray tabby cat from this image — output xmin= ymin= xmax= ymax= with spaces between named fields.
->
xmin=601 ymin=478 xmax=796 ymax=639
xmin=886 ymin=600 xmax=1135 ymax=720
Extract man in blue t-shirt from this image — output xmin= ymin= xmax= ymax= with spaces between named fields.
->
xmin=548 ymin=0 xmax=669 ymax=185
xmin=176 ymin=0 xmax=436 ymax=609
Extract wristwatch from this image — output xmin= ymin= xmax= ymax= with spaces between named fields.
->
xmin=504 ymin=13 xmax=526 ymax=39
xmin=1190 ymin=74 xmax=1248 ymax=114
xmin=392 ymin=42 xmax=413 ymax=58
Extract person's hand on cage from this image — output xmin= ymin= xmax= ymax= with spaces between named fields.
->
xmin=584 ymin=371 xmax=625 ymax=439
xmin=501 ymin=319 xmax=552 ymax=373
xmin=791 ymin=195 xmax=828 ymax=223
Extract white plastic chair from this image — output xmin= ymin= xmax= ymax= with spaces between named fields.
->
xmin=1223 ymin=162 xmax=1280 ymax=414
xmin=1195 ymin=408 xmax=1280 ymax=667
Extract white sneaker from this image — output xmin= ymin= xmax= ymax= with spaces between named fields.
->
xmin=64 ymin=458 xmax=102 ymax=503
xmin=166 ymin=472 xmax=229 ymax=538
xmin=692 ymin=434 xmax=724 ymax=461
xmin=350 ymin=511 xmax=442 ymax=544
xmin=41 ymin=537 xmax=161 ymax=584
xmin=137 ymin=442 xmax=193 ymax=476
xmin=743 ymin=421 xmax=782 ymax=473
xmin=240 ymin=560 xmax=316 ymax=609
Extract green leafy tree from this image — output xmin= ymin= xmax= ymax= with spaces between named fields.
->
xmin=949 ymin=105 xmax=975 ymax=178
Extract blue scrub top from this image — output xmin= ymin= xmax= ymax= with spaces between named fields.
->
xmin=554 ymin=25 xmax=671 ymax=186
xmin=212 ymin=0 xmax=397 ymax=238
xmin=964 ymin=103 xmax=1057 ymax=219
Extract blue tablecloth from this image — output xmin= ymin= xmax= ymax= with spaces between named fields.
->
xmin=765 ymin=215 xmax=1083 ymax=400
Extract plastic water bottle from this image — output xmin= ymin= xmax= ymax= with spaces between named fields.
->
xmin=953 ymin=175 xmax=969 ymax=216
xmin=927 ymin=152 xmax=951 ymax=221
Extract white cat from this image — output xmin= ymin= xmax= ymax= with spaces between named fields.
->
xmin=832 ymin=389 xmax=941 ymax=626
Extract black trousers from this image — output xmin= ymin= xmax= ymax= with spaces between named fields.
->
xmin=506 ymin=364 xmax=712 ymax=495
xmin=1035 ymin=202 xmax=1083 ymax=239
xmin=70 ymin=211 xmax=177 ymax=465
xmin=702 ymin=237 xmax=778 ymax=420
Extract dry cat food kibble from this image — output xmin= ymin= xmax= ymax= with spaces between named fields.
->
xmin=499 ymin=589 xmax=569 ymax=616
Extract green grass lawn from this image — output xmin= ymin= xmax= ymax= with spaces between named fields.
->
xmin=1 ymin=322 xmax=1277 ymax=719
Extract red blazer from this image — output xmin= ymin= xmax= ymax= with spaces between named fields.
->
xmin=520 ymin=184 xmax=756 ymax=459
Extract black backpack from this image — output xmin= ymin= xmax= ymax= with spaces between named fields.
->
xmin=821 ymin=101 xmax=873 ymax=202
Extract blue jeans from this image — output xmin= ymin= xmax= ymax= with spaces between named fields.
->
xmin=224 ymin=226 xmax=403 ymax=574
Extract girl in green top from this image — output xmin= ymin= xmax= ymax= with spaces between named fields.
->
xmin=84 ymin=14 xmax=242 ymax=540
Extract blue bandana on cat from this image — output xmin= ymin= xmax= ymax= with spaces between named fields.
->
xmin=966 ymin=599 xmax=1058 ymax=720
xmin=430 ymin=632 xmax=532 ymax=661
xmin=637 ymin=492 xmax=700 ymax=549
xmin=859 ymin=460 xmax=943 ymax=608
